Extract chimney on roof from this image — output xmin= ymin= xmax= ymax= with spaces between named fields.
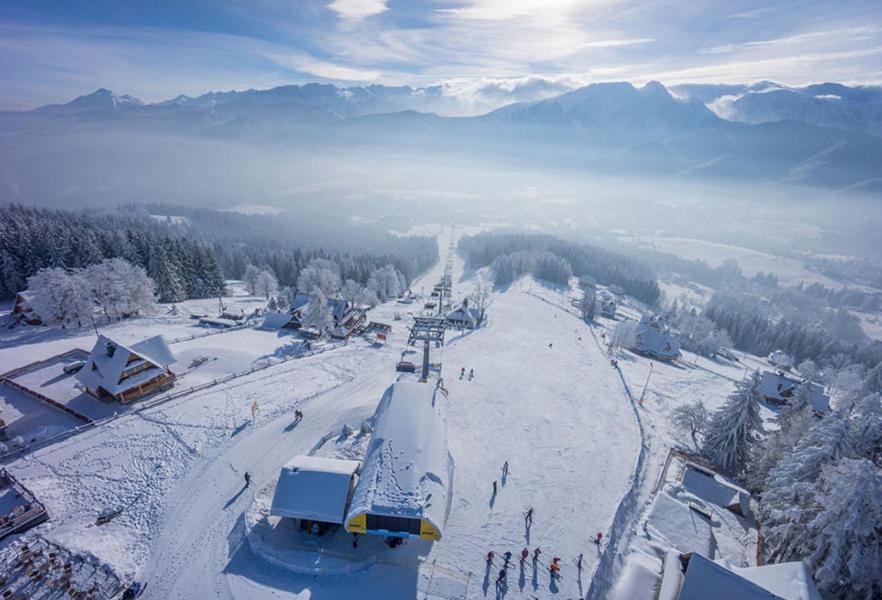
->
xmin=105 ymin=341 xmax=116 ymax=357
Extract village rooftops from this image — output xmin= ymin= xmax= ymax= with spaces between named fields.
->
xmin=344 ymin=382 xmax=452 ymax=541
xmin=270 ymin=456 xmax=360 ymax=525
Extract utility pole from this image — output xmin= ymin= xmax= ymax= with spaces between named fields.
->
xmin=639 ymin=362 xmax=654 ymax=406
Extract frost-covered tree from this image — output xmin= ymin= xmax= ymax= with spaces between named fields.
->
xmin=609 ymin=320 xmax=637 ymax=353
xmin=827 ymin=364 xmax=866 ymax=409
xmin=797 ymin=359 xmax=820 ymax=382
xmin=243 ymin=264 xmax=261 ymax=295
xmin=26 ymin=267 xmax=93 ymax=327
xmin=255 ymin=269 xmax=279 ymax=300
xmin=580 ymin=287 xmax=597 ymax=322
xmin=367 ymin=265 xmax=402 ymax=302
xmin=761 ymin=411 xmax=853 ymax=560
xmin=861 ymin=363 xmax=882 ymax=396
xmin=297 ymin=259 xmax=341 ymax=295
xmin=746 ymin=382 xmax=817 ymax=491
xmin=671 ymin=401 xmax=708 ymax=448
xmin=768 ymin=349 xmax=794 ymax=369
xmin=701 ymin=371 xmax=764 ymax=473
xmin=301 ymin=286 xmax=333 ymax=335
xmin=86 ymin=258 xmax=155 ymax=320
xmin=800 ymin=458 xmax=882 ymax=598
xmin=848 ymin=394 xmax=882 ymax=467
xmin=469 ymin=275 xmax=492 ymax=322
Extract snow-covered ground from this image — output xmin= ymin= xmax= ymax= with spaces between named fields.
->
xmin=0 ymin=225 xmax=753 ymax=599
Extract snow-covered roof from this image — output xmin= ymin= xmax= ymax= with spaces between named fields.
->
xmin=76 ymin=335 xmax=175 ymax=398
xmin=345 ymin=382 xmax=451 ymax=540
xmin=645 ymin=492 xmax=717 ymax=557
xmin=445 ymin=302 xmax=480 ymax=326
xmin=259 ymin=312 xmax=293 ymax=331
xmin=632 ymin=315 xmax=681 ymax=359
xmin=270 ymin=456 xmax=360 ymax=524
xmin=760 ymin=371 xmax=829 ymax=412
xmin=679 ymin=553 xmax=778 ymax=600
xmin=681 ymin=465 xmax=750 ymax=516
xmin=291 ymin=293 xmax=350 ymax=324
xmin=734 ymin=562 xmax=822 ymax=600
xmin=674 ymin=553 xmax=822 ymax=600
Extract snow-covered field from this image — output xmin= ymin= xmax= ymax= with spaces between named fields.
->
xmin=0 ymin=225 xmax=752 ymax=599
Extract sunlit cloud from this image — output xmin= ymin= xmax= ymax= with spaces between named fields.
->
xmin=327 ymin=0 xmax=388 ymax=21
xmin=1 ymin=0 xmax=881 ymax=109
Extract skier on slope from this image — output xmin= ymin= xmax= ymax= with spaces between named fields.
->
xmin=461 ymin=367 xmax=466 ymax=378
xmin=492 ymin=480 xmax=497 ymax=495
xmin=244 ymin=472 xmax=251 ymax=488
xmin=503 ymin=551 xmax=512 ymax=568
xmin=520 ymin=548 xmax=529 ymax=563
xmin=533 ymin=547 xmax=541 ymax=560
xmin=525 ymin=508 xmax=534 ymax=527
xmin=595 ymin=531 xmax=603 ymax=545
xmin=550 ymin=557 xmax=561 ymax=577
xmin=486 ymin=551 xmax=495 ymax=564
xmin=469 ymin=368 xmax=474 ymax=380
xmin=502 ymin=460 xmax=509 ymax=478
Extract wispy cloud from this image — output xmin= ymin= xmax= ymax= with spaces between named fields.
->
xmin=1 ymin=0 xmax=881 ymax=109
xmin=328 ymin=0 xmax=388 ymax=21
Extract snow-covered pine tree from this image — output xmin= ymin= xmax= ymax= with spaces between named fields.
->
xmin=760 ymin=410 xmax=852 ymax=561
xmin=800 ymin=458 xmax=882 ymax=597
xmin=848 ymin=393 xmax=882 ymax=467
xmin=700 ymin=370 xmax=764 ymax=473
xmin=745 ymin=381 xmax=816 ymax=491
xmin=302 ymin=286 xmax=333 ymax=335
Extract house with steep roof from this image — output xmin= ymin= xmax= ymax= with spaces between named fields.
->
xmin=631 ymin=315 xmax=681 ymax=361
xmin=285 ymin=293 xmax=367 ymax=338
xmin=76 ymin=335 xmax=176 ymax=403
xmin=445 ymin=299 xmax=482 ymax=329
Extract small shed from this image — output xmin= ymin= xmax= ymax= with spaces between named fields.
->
xmin=270 ymin=456 xmax=360 ymax=531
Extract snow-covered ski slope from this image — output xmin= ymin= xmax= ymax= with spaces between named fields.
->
xmin=1 ymin=225 xmax=746 ymax=599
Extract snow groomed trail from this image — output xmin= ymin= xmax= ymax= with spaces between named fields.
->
xmin=7 ymin=225 xmax=644 ymax=600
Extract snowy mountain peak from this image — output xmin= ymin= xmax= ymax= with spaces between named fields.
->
xmin=66 ymin=88 xmax=144 ymax=110
xmin=487 ymin=80 xmax=720 ymax=131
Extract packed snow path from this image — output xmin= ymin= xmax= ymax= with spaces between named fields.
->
xmin=8 ymin=226 xmax=641 ymax=599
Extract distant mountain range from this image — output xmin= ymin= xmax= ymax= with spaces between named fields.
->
xmin=2 ymin=80 xmax=882 ymax=196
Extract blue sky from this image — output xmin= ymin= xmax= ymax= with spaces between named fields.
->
xmin=1 ymin=0 xmax=881 ymax=109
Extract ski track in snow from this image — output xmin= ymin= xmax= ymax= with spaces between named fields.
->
xmin=2 ymin=225 xmax=745 ymax=599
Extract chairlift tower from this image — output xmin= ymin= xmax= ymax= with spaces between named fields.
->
xmin=408 ymin=316 xmax=447 ymax=382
